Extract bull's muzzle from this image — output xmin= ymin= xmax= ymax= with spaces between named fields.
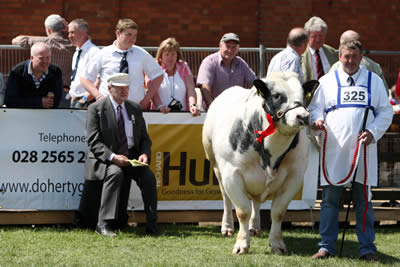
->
xmin=297 ymin=113 xmax=310 ymax=126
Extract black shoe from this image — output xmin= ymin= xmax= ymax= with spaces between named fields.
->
xmin=95 ymin=224 xmax=117 ymax=237
xmin=145 ymin=224 xmax=161 ymax=236
xmin=360 ymin=253 xmax=379 ymax=261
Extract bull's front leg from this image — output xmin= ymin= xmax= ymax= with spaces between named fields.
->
xmin=269 ymin=176 xmax=303 ymax=254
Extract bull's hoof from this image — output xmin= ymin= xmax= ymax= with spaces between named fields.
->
xmin=221 ymin=229 xmax=234 ymax=237
xmin=270 ymin=246 xmax=288 ymax=255
xmin=232 ymin=246 xmax=249 ymax=255
xmin=249 ymin=228 xmax=261 ymax=237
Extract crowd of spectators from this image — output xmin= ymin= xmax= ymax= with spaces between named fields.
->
xmin=3 ymin=14 xmax=398 ymax=115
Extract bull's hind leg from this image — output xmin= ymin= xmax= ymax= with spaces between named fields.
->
xmin=222 ymin=173 xmax=252 ymax=254
xmin=249 ymin=201 xmax=262 ymax=236
xmin=213 ymin=166 xmax=235 ymax=237
xmin=220 ymin=186 xmax=235 ymax=237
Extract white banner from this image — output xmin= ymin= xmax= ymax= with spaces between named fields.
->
xmin=0 ymin=109 xmax=317 ymax=210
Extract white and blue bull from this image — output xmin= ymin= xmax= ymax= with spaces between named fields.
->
xmin=202 ymin=72 xmax=318 ymax=254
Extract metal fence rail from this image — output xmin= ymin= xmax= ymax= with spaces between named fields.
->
xmin=1 ymin=45 xmax=400 ymax=86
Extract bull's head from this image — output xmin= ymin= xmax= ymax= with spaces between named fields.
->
xmin=254 ymin=72 xmax=313 ymax=133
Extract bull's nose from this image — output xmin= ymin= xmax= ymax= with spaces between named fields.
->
xmin=297 ymin=113 xmax=310 ymax=125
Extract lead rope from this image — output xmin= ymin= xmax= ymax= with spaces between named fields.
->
xmin=321 ymin=125 xmax=368 ymax=232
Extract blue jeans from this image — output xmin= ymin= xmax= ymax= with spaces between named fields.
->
xmin=318 ymin=182 xmax=377 ymax=256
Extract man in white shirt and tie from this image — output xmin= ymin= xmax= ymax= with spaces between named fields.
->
xmin=68 ymin=18 xmax=99 ymax=108
xmin=80 ymin=18 xmax=164 ymax=110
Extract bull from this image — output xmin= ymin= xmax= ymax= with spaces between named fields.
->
xmin=202 ymin=72 xmax=317 ymax=254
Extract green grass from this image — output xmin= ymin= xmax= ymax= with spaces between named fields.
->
xmin=0 ymin=224 xmax=399 ymax=266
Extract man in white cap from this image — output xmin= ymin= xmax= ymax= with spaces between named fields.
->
xmin=80 ymin=73 xmax=159 ymax=237
xmin=196 ymin=32 xmax=256 ymax=110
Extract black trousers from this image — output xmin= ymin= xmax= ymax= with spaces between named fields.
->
xmin=77 ymin=164 xmax=157 ymax=229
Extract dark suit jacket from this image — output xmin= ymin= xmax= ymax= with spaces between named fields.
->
xmin=85 ymin=96 xmax=152 ymax=181
xmin=301 ymin=44 xmax=338 ymax=82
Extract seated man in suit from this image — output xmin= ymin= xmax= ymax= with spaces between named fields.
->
xmin=83 ymin=73 xmax=159 ymax=237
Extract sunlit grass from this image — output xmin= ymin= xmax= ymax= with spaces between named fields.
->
xmin=0 ymin=224 xmax=399 ymax=266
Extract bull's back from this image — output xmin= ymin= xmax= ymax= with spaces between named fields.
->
xmin=202 ymin=86 xmax=253 ymax=162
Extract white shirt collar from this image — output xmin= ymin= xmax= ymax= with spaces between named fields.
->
xmin=27 ymin=60 xmax=48 ymax=76
xmin=112 ymin=41 xmax=133 ymax=54
xmin=77 ymin=39 xmax=92 ymax=52
xmin=109 ymin=95 xmax=126 ymax=112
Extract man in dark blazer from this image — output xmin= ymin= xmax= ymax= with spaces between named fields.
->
xmin=301 ymin=16 xmax=338 ymax=82
xmin=83 ymin=73 xmax=158 ymax=237
xmin=5 ymin=42 xmax=62 ymax=108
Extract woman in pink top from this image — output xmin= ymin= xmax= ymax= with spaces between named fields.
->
xmin=152 ymin=37 xmax=200 ymax=116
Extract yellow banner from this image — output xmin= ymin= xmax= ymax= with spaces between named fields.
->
xmin=149 ymin=124 xmax=222 ymax=201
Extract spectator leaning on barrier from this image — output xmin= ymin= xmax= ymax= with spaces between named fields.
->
xmin=80 ymin=73 xmax=159 ymax=237
xmin=266 ymin=27 xmax=308 ymax=84
xmin=80 ymin=18 xmax=164 ymax=111
xmin=301 ymin=16 xmax=338 ymax=82
xmin=309 ymin=40 xmax=393 ymax=261
xmin=329 ymin=30 xmax=389 ymax=93
xmin=11 ymin=14 xmax=73 ymax=107
xmin=12 ymin=14 xmax=71 ymax=50
xmin=4 ymin=42 xmax=62 ymax=108
xmin=68 ymin=18 xmax=100 ymax=109
xmin=151 ymin=37 xmax=200 ymax=116
xmin=196 ymin=32 xmax=257 ymax=110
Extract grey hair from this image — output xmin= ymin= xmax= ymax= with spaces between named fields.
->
xmin=44 ymin=14 xmax=64 ymax=33
xmin=304 ymin=16 xmax=328 ymax=34
xmin=338 ymin=40 xmax=363 ymax=55
xmin=69 ymin=18 xmax=89 ymax=35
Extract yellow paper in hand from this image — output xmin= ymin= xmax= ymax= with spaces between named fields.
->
xmin=128 ymin=159 xmax=148 ymax=167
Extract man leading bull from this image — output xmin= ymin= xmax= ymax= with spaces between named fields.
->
xmin=309 ymin=40 xmax=392 ymax=261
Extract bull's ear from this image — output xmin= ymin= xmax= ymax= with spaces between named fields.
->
xmin=302 ymin=80 xmax=319 ymax=106
xmin=302 ymin=80 xmax=319 ymax=97
xmin=253 ymin=79 xmax=271 ymax=99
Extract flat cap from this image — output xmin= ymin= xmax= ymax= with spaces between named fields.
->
xmin=107 ymin=73 xmax=130 ymax=87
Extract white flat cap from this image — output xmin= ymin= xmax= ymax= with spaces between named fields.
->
xmin=107 ymin=73 xmax=130 ymax=87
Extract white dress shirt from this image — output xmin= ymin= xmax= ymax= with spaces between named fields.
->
xmin=82 ymin=42 xmax=163 ymax=104
xmin=308 ymin=46 xmax=332 ymax=79
xmin=69 ymin=39 xmax=99 ymax=98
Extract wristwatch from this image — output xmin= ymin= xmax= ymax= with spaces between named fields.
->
xmin=82 ymin=95 xmax=88 ymax=103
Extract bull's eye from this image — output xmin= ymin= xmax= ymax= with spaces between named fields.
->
xmin=272 ymin=94 xmax=281 ymax=101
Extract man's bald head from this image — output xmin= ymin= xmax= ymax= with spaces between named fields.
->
xmin=340 ymin=30 xmax=361 ymax=44
xmin=31 ymin=42 xmax=51 ymax=57
xmin=287 ymin=27 xmax=308 ymax=55
xmin=287 ymin=27 xmax=308 ymax=47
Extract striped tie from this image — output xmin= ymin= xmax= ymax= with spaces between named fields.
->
xmin=119 ymin=52 xmax=129 ymax=74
